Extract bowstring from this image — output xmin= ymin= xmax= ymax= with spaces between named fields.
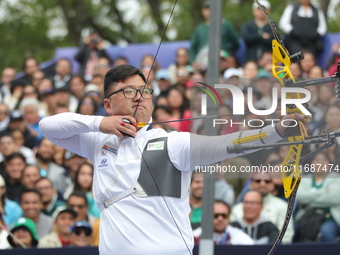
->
xmin=132 ymin=0 xmax=178 ymax=118
xmin=130 ymin=0 xmax=192 ymax=254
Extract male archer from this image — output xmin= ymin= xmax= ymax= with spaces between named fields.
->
xmin=39 ymin=64 xmax=307 ymax=255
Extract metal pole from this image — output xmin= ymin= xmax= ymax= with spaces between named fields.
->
xmin=199 ymin=0 xmax=222 ymax=254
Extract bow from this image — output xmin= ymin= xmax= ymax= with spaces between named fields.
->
xmin=252 ymin=0 xmax=307 ymax=253
xmin=251 ymin=1 xmax=340 ymax=254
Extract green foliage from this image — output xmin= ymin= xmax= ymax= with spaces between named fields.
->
xmin=328 ymin=1 xmax=340 ymax=32
xmin=0 ymin=0 xmax=336 ymax=73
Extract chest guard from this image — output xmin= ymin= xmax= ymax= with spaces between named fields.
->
xmin=138 ymin=137 xmax=182 ymax=198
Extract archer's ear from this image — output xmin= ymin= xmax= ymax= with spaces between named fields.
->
xmin=103 ymin=98 xmax=112 ymax=115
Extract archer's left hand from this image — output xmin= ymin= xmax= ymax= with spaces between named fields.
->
xmin=276 ymin=113 xmax=311 ymax=137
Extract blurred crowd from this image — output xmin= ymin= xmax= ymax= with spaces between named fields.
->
xmin=0 ymin=0 xmax=340 ymax=249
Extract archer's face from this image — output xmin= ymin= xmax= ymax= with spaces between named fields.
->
xmin=103 ymin=75 xmax=153 ymax=124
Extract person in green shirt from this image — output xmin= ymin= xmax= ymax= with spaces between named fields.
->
xmin=189 ymin=0 xmax=240 ymax=70
xmin=189 ymin=171 xmax=203 ymax=230
xmin=296 ymin=151 xmax=340 ymax=242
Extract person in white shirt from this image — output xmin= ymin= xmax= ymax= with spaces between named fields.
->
xmin=230 ymin=171 xmax=294 ymax=244
xmin=279 ymin=0 xmax=327 ymax=55
xmin=193 ymin=200 xmax=254 ymax=245
xmin=39 ymin=64 xmax=306 ymax=255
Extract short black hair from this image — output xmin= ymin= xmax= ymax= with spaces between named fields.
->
xmin=5 ymin=152 xmax=26 ymax=165
xmin=20 ymin=188 xmax=43 ymax=203
xmin=68 ymin=191 xmax=88 ymax=206
xmin=214 ymin=199 xmax=231 ymax=214
xmin=103 ymin=64 xmax=146 ymax=98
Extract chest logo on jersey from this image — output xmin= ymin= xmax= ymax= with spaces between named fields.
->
xmin=147 ymin=141 xmax=164 ymax=151
xmin=101 ymin=144 xmax=118 ymax=155
xmin=98 ymin=157 xmax=109 ymax=168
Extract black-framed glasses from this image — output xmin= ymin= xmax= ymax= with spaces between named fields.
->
xmin=214 ymin=213 xmax=229 ymax=219
xmin=74 ymin=227 xmax=92 ymax=237
xmin=106 ymin=87 xmax=154 ymax=99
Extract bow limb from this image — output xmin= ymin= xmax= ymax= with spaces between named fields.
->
xmin=254 ymin=0 xmax=307 ymax=253
xmin=254 ymin=0 xmax=307 ymax=199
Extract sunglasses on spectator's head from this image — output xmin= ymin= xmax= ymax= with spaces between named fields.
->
xmin=253 ymin=179 xmax=272 ymax=184
xmin=74 ymin=227 xmax=92 ymax=237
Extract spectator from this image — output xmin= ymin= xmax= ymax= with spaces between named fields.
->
xmin=31 ymin=70 xmax=45 ymax=89
xmin=66 ymin=192 xmax=99 ymax=245
xmin=241 ymin=0 xmax=274 ymax=62
xmin=35 ymin=177 xmax=66 ymax=217
xmin=141 ymin=65 xmax=159 ymax=96
xmin=63 ymin=151 xmax=84 ymax=200
xmin=189 ymin=1 xmax=239 ymax=68
xmin=113 ymin=56 xmax=129 ymax=67
xmin=214 ymin=170 xmax=235 ymax=206
xmin=167 ymin=47 xmax=190 ymax=84
xmin=37 ymin=78 xmax=54 ymax=97
xmin=93 ymin=57 xmax=111 ymax=77
xmin=321 ymin=104 xmax=340 ymax=165
xmin=241 ymin=61 xmax=259 ymax=87
xmin=0 ymin=67 xmax=16 ymax=87
xmin=231 ymin=190 xmax=279 ymax=244
xmin=20 ymin=57 xmax=40 ymax=85
xmin=84 ymin=84 xmax=107 ymax=116
xmin=7 ymin=217 xmax=39 ymax=248
xmin=327 ymin=43 xmax=340 ymax=76
xmin=0 ymin=103 xmax=9 ymax=132
xmin=69 ymin=220 xmax=93 ymax=247
xmin=54 ymin=86 xmax=78 ymax=113
xmin=38 ymin=206 xmax=77 ymax=248
xmin=20 ymin=188 xmax=53 ymax=239
xmin=19 ymin=97 xmax=44 ymax=145
xmin=6 ymin=110 xmax=36 ymax=149
xmin=35 ymin=137 xmax=67 ymax=193
xmin=140 ymin=54 xmax=161 ymax=73
xmin=4 ymin=80 xmax=26 ymax=111
xmin=89 ymin=74 xmax=105 ymax=97
xmin=51 ymin=58 xmax=72 ymax=89
xmin=174 ymin=65 xmax=192 ymax=96
xmin=73 ymin=162 xmax=99 ymax=219
xmin=69 ymin=75 xmax=87 ymax=102
xmin=0 ymin=174 xmax=23 ymax=228
xmin=155 ymin=69 xmax=172 ymax=97
xmin=0 ymin=213 xmax=11 ymax=249
xmin=166 ymin=87 xmax=190 ymax=132
xmin=76 ymin=95 xmax=97 ymax=116
xmin=189 ymin=171 xmax=203 ymax=230
xmin=40 ymin=89 xmax=58 ymax=116
xmin=0 ymin=132 xmax=35 ymax=166
xmin=230 ymin=171 xmax=294 ymax=244
xmin=67 ymin=191 xmax=96 ymax=226
xmin=3 ymin=152 xmax=26 ymax=202
xmin=193 ymin=200 xmax=254 ymax=245
xmin=290 ymin=63 xmax=303 ymax=80
xmin=74 ymin=31 xmax=110 ymax=81
xmin=21 ymin=165 xmax=41 ymax=189
xmin=295 ymin=152 xmax=340 ymax=242
xmin=151 ymin=105 xmax=176 ymax=132
xmin=0 ymin=67 xmax=16 ymax=102
xmin=279 ymin=0 xmax=327 ymax=55
xmin=299 ymin=50 xmax=317 ymax=78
